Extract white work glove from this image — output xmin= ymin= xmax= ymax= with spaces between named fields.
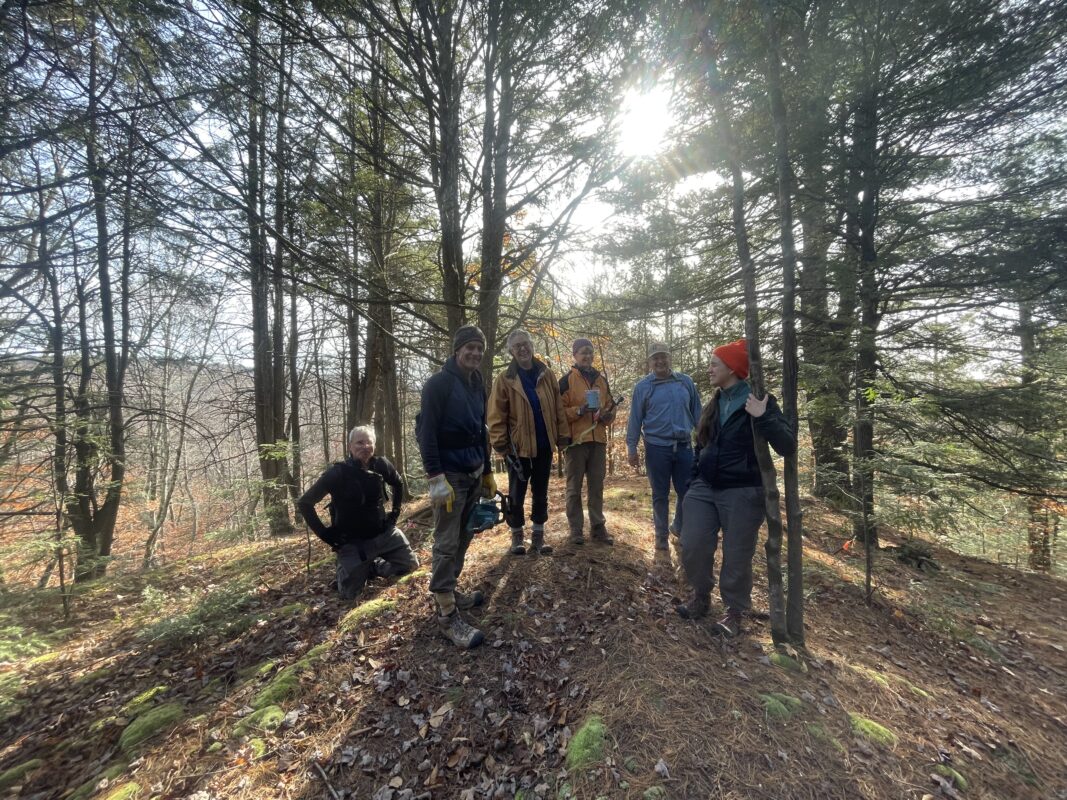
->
xmin=427 ymin=474 xmax=455 ymax=511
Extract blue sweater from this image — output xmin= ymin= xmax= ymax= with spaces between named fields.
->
xmin=626 ymin=371 xmax=702 ymax=452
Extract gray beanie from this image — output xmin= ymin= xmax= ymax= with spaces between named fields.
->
xmin=452 ymin=324 xmax=486 ymax=353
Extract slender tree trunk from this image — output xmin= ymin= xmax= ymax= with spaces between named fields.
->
xmin=760 ymin=0 xmax=804 ymax=645
xmin=1018 ymin=300 xmax=1052 ymax=570
xmin=699 ymin=19 xmax=787 ymax=645
xmin=851 ymin=85 xmax=881 ymax=549
xmin=247 ymin=8 xmax=291 ymax=537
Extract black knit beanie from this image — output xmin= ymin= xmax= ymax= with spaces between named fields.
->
xmin=452 ymin=324 xmax=486 ymax=352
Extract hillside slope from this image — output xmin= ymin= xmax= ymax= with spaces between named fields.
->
xmin=1 ymin=478 xmax=1065 ymax=800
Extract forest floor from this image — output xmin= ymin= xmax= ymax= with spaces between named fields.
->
xmin=1 ymin=477 xmax=1066 ymax=800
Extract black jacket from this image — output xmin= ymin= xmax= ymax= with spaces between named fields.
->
xmin=296 ymin=456 xmax=403 ymax=547
xmin=416 ymin=356 xmax=491 ymax=476
xmin=693 ymin=390 xmax=796 ymax=489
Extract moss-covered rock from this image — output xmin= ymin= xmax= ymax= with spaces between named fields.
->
xmin=339 ymin=598 xmax=397 ymax=631
xmin=759 ymin=692 xmax=803 ymax=720
xmin=848 ymin=713 xmax=897 ymax=747
xmin=27 ymin=650 xmax=62 ymax=667
xmin=934 ymin=764 xmax=968 ymax=791
xmin=0 ymin=758 xmax=44 ymax=791
xmin=566 ymin=715 xmax=606 ymax=770
xmin=101 ymin=782 xmax=141 ymax=800
xmin=233 ymin=704 xmax=285 ymax=736
xmin=118 ymin=703 xmax=184 ymax=753
xmin=122 ymin=685 xmax=169 ymax=715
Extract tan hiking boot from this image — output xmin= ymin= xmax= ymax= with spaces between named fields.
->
xmin=438 ymin=610 xmax=485 ymax=649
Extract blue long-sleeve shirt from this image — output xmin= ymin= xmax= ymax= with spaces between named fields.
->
xmin=626 ymin=371 xmax=702 ymax=452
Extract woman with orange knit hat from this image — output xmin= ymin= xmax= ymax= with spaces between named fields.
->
xmin=675 ymin=339 xmax=796 ymax=637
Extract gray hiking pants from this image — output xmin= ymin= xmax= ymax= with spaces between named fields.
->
xmin=679 ymin=477 xmax=765 ymax=612
xmin=428 ymin=468 xmax=483 ymax=595
xmin=565 ymin=442 xmax=606 ymax=536
xmin=336 ymin=528 xmax=419 ymax=600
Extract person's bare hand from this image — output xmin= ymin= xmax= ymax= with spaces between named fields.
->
xmin=745 ymin=393 xmax=768 ymax=418
xmin=627 ymin=452 xmax=640 ymax=468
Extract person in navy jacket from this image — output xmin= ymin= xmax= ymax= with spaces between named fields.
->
xmin=416 ymin=325 xmax=496 ymax=649
xmin=676 ymin=339 xmax=796 ymax=637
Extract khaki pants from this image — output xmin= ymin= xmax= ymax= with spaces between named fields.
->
xmin=428 ymin=468 xmax=483 ymax=595
xmin=564 ymin=442 xmax=607 ymax=536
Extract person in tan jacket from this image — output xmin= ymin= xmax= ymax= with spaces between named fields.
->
xmin=559 ymin=338 xmax=618 ymax=545
xmin=488 ymin=330 xmax=570 ymax=555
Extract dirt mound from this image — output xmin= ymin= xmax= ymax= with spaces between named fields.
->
xmin=1 ymin=478 xmax=1065 ymax=799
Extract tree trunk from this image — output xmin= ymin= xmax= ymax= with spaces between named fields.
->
xmin=760 ymin=0 xmax=804 ymax=645
xmin=699 ymin=18 xmax=787 ymax=645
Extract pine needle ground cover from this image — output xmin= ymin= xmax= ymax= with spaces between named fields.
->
xmin=0 ymin=478 xmax=1064 ymax=799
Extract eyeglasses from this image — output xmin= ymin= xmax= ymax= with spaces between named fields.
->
xmin=512 ymin=341 xmax=532 ymax=351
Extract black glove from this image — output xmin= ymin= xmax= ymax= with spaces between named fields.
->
xmin=386 ymin=510 xmax=400 ymax=529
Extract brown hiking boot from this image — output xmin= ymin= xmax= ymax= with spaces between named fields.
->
xmin=530 ymin=531 xmax=553 ymax=555
xmin=568 ymin=531 xmax=585 ymax=546
xmin=676 ymin=592 xmax=710 ymax=620
xmin=590 ymin=528 xmax=614 ymax=545
xmin=508 ymin=528 xmax=526 ymax=555
xmin=712 ymin=609 xmax=743 ymax=638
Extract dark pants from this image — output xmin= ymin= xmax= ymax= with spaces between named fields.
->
xmin=336 ymin=528 xmax=419 ymax=600
xmin=644 ymin=441 xmax=693 ymax=543
xmin=506 ymin=450 xmax=553 ymax=528
xmin=679 ymin=477 xmax=765 ymax=612
xmin=428 ymin=468 xmax=483 ymax=595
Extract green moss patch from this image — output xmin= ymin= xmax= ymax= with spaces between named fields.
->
xmin=806 ymin=722 xmax=845 ymax=754
xmin=340 ymin=598 xmax=397 ymax=631
xmin=234 ymin=704 xmax=285 ymax=736
xmin=253 ymin=669 xmax=299 ymax=709
xmin=769 ymin=652 xmax=807 ymax=674
xmin=566 ymin=715 xmax=606 ymax=770
xmin=853 ymin=665 xmax=890 ymax=689
xmin=902 ymin=678 xmax=931 ymax=698
xmin=122 ymin=685 xmax=169 ymax=715
xmin=248 ymin=737 xmax=268 ymax=759
xmin=0 ymin=758 xmax=44 ymax=791
xmin=118 ymin=703 xmax=184 ymax=753
xmin=275 ymin=602 xmax=308 ymax=618
xmin=848 ymin=713 xmax=897 ymax=747
xmin=642 ymin=789 xmax=667 ymax=800
xmin=933 ymin=764 xmax=968 ymax=791
xmin=239 ymin=659 xmax=278 ymax=680
xmin=78 ymin=666 xmax=115 ymax=685
xmin=102 ymin=782 xmax=141 ymax=800
xmin=397 ymin=568 xmax=428 ymax=585
xmin=0 ymin=671 xmax=22 ymax=723
xmin=759 ymin=692 xmax=803 ymax=720
xmin=68 ymin=762 xmax=128 ymax=800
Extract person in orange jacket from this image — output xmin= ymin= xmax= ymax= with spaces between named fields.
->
xmin=488 ymin=330 xmax=570 ymax=555
xmin=559 ymin=338 xmax=618 ymax=545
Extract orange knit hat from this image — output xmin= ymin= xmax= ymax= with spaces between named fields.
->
xmin=713 ymin=339 xmax=749 ymax=379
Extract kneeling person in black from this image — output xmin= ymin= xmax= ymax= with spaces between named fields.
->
xmin=297 ymin=425 xmax=419 ymax=599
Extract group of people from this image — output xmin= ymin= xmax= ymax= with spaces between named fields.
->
xmin=298 ymin=326 xmax=796 ymax=650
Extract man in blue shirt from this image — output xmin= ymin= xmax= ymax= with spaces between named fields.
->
xmin=626 ymin=342 xmax=702 ymax=551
